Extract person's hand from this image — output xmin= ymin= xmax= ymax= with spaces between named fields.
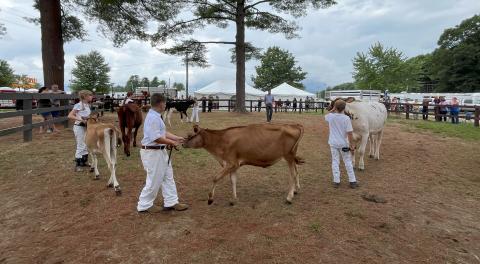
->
xmin=176 ymin=137 xmax=185 ymax=143
xmin=350 ymin=146 xmax=355 ymax=154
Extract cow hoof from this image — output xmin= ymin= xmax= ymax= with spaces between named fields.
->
xmin=359 ymin=168 xmax=365 ymax=171
xmin=369 ymin=155 xmax=374 ymax=158
xmin=115 ymin=188 xmax=122 ymax=196
xmin=294 ymin=191 xmax=298 ymax=195
xmin=107 ymin=183 xmax=114 ymax=188
xmin=285 ymin=198 xmax=293 ymax=205
xmin=89 ymin=167 xmax=94 ymax=173
xmin=208 ymin=199 xmax=213 ymax=205
xmin=229 ymin=200 xmax=237 ymax=206
xmin=126 ymin=153 xmax=130 ymax=157
xmin=94 ymin=175 xmax=100 ymax=180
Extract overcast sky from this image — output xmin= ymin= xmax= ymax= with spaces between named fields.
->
xmin=0 ymin=0 xmax=479 ymax=92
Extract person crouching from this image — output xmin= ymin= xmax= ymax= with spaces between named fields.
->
xmin=325 ymin=99 xmax=358 ymax=189
xmin=137 ymin=93 xmax=189 ymax=213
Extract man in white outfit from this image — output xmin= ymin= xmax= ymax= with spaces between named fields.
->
xmin=325 ymin=99 xmax=358 ymax=189
xmin=137 ymin=93 xmax=189 ymax=213
xmin=189 ymin=98 xmax=200 ymax=123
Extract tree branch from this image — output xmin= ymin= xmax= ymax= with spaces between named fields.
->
xmin=244 ymin=0 xmax=270 ymax=10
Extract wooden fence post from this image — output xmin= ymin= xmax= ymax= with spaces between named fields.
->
xmin=321 ymin=102 xmax=324 ymax=114
xmin=475 ymin=106 xmax=479 ymax=127
xmin=22 ymin=97 xmax=33 ymax=142
xmin=250 ymin=101 xmax=252 ymax=112
xmin=228 ymin=100 xmax=231 ymax=112
xmin=405 ymin=103 xmax=410 ymax=119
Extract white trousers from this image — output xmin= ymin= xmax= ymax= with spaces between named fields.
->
xmin=330 ymin=147 xmax=356 ymax=183
xmin=73 ymin=125 xmax=88 ymax=158
xmin=190 ymin=106 xmax=199 ymax=123
xmin=137 ymin=149 xmax=179 ymax=211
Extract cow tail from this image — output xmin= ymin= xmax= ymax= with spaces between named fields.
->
xmin=114 ymin=127 xmax=122 ymax=147
xmin=103 ymin=128 xmax=117 ymax=170
xmin=292 ymin=124 xmax=305 ymax=165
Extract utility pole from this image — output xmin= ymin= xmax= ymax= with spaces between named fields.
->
xmin=185 ymin=52 xmax=189 ymax=98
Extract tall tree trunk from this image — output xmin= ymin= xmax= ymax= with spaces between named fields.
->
xmin=234 ymin=1 xmax=246 ymax=112
xmin=39 ymin=0 xmax=64 ymax=90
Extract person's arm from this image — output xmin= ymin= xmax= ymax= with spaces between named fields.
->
xmin=153 ymin=136 xmax=179 ymax=146
xmin=166 ymin=132 xmax=184 ymax=142
xmin=68 ymin=108 xmax=83 ymax=122
xmin=347 ymin=131 xmax=355 ymax=152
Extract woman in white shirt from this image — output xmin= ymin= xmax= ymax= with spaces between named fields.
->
xmin=68 ymin=90 xmax=93 ymax=172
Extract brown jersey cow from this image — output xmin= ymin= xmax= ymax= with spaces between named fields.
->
xmin=183 ymin=123 xmax=304 ymax=205
xmin=86 ymin=113 xmax=122 ymax=195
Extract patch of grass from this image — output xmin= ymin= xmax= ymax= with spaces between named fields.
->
xmin=310 ymin=222 xmax=322 ymax=233
xmin=392 ymin=119 xmax=480 ymax=141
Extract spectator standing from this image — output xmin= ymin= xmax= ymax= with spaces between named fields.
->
xmin=207 ymin=96 xmax=213 ymax=112
xmin=422 ymin=99 xmax=429 ymax=120
xmin=38 ymin=86 xmax=53 ymax=133
xmin=292 ymin=98 xmax=297 ymax=112
xmin=450 ymin=97 xmax=460 ymax=124
xmin=49 ymin=84 xmax=63 ymax=132
xmin=189 ymin=98 xmax=200 ymax=123
xmin=264 ymin=90 xmax=274 ymax=122
xmin=257 ymin=97 xmax=262 ymax=112
xmin=439 ymin=97 xmax=448 ymax=122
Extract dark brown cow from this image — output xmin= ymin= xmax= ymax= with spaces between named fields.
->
xmin=183 ymin=123 xmax=304 ymax=205
xmin=117 ymin=103 xmax=142 ymax=156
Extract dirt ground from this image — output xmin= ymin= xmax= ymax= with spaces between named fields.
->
xmin=0 ymin=111 xmax=479 ymax=264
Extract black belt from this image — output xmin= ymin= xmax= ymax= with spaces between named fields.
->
xmin=75 ymin=123 xmax=86 ymax=127
xmin=141 ymin=145 xmax=165 ymax=150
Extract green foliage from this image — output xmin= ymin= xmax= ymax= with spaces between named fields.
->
xmin=353 ymin=42 xmax=415 ymax=92
xmin=150 ymin=76 xmax=160 ymax=87
xmin=140 ymin=77 xmax=150 ymax=87
xmin=428 ymin=15 xmax=480 ymax=93
xmin=71 ymin=50 xmax=111 ymax=93
xmin=173 ymin=82 xmax=185 ymax=91
xmin=125 ymin=75 xmax=140 ymax=92
xmin=160 ymin=39 xmax=209 ymax=68
xmin=72 ymin=0 xmax=336 ymax=111
xmin=252 ymin=46 xmax=307 ymax=91
xmin=29 ymin=0 xmax=87 ymax=42
xmin=0 ymin=60 xmax=15 ymax=86
xmin=159 ymin=80 xmax=166 ymax=86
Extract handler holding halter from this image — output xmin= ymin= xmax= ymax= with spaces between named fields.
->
xmin=137 ymin=93 xmax=189 ymax=213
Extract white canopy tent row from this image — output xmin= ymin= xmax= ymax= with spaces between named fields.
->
xmin=194 ymin=80 xmax=265 ymax=108
xmin=270 ymin=82 xmax=315 ymax=101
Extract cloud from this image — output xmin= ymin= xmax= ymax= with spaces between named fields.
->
xmin=0 ymin=0 xmax=479 ymax=90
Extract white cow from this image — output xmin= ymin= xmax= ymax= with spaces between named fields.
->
xmin=345 ymin=101 xmax=388 ymax=170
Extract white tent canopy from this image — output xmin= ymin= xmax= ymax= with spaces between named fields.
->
xmin=270 ymin=82 xmax=315 ymax=101
xmin=194 ymin=80 xmax=265 ymax=100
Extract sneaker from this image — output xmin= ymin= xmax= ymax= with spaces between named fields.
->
xmin=163 ymin=203 xmax=189 ymax=211
xmin=333 ymin=182 xmax=340 ymax=188
xmin=349 ymin=182 xmax=358 ymax=189
xmin=138 ymin=205 xmax=163 ymax=213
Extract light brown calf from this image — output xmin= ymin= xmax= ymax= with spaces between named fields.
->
xmin=183 ymin=123 xmax=304 ymax=204
xmin=85 ymin=113 xmax=122 ymax=195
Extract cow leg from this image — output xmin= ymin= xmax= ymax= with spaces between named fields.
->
xmin=125 ymin=124 xmax=132 ymax=157
xmin=357 ymin=134 xmax=369 ymax=171
xmin=375 ymin=130 xmax=384 ymax=160
xmin=286 ymin=160 xmax=296 ymax=204
xmin=92 ymin=153 xmax=100 ymax=180
xmin=167 ymin=109 xmax=173 ymax=127
xmin=229 ymin=171 xmax=238 ymax=206
xmin=132 ymin=126 xmax=139 ymax=147
xmin=208 ymin=165 xmax=235 ymax=205
xmin=368 ymin=135 xmax=376 ymax=158
xmin=294 ymin=164 xmax=300 ymax=194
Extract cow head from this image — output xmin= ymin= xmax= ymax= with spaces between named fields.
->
xmin=86 ymin=112 xmax=100 ymax=125
xmin=183 ymin=125 xmax=204 ymax=148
